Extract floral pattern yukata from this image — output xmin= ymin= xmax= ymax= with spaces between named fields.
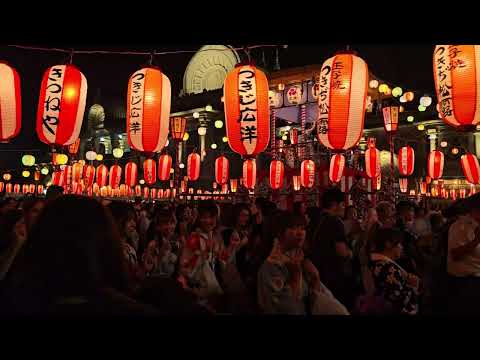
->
xmin=369 ymin=253 xmax=419 ymax=315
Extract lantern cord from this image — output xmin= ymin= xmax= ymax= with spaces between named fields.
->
xmin=69 ymin=49 xmax=74 ymax=64
xmin=149 ymin=51 xmax=154 ymax=66
xmin=7 ymin=44 xmax=285 ymax=56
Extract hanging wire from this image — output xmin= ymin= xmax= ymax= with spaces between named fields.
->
xmin=6 ymin=44 xmax=285 ymax=56
xmin=69 ymin=48 xmax=74 ymax=64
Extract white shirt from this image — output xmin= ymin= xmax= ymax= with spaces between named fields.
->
xmin=447 ymin=215 xmax=480 ymax=277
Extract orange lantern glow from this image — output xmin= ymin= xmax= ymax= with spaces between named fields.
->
xmin=365 ymin=140 xmax=381 ymax=179
xmin=460 ymin=188 xmax=467 ymax=198
xmin=0 ymin=182 xmax=4 ymax=192
xmin=187 ymin=152 xmax=201 ymax=181
xmin=6 ymin=183 xmax=12 ymax=193
xmin=29 ymin=184 xmax=35 ymax=194
xmin=169 ymin=116 xmax=187 ymax=141
xmin=434 ymin=45 xmax=480 ymax=130
xmin=399 ymin=178 xmax=408 ymax=193
xmin=72 ymin=162 xmax=83 ymax=183
xmin=96 ymin=164 xmax=108 ymax=187
xmin=461 ymin=153 xmax=480 ymax=184
xmin=329 ymin=154 xmax=345 ymax=183
xmin=37 ymin=184 xmax=44 ymax=194
xmin=230 ymin=179 xmax=238 ymax=193
xmin=158 ymin=154 xmax=172 ymax=181
xmin=382 ymin=106 xmax=399 ymax=134
xmin=215 ymin=156 xmax=230 ymax=185
xmin=109 ymin=165 xmax=122 ymax=189
xmin=125 ymin=162 xmax=138 ymax=187
xmin=127 ymin=67 xmax=171 ymax=153
xmin=37 ymin=65 xmax=87 ymax=146
xmin=293 ymin=175 xmax=301 ymax=191
xmin=52 ymin=170 xmax=65 ymax=187
xmin=135 ymin=185 xmax=142 ymax=197
xmin=68 ymin=138 xmax=81 ymax=154
xmin=224 ymin=64 xmax=270 ymax=157
xmin=398 ymin=146 xmax=415 ymax=176
xmin=143 ymin=159 xmax=157 ymax=185
xmin=22 ymin=184 xmax=28 ymax=194
xmin=428 ymin=150 xmax=444 ymax=180
xmin=420 ymin=181 xmax=427 ymax=195
xmin=317 ymin=53 xmax=368 ymax=151
xmin=269 ymin=159 xmax=284 ymax=190
xmin=0 ymin=62 xmax=21 ymax=142
xmin=300 ymin=160 xmax=315 ymax=188
xmin=83 ymin=165 xmax=95 ymax=187
xmin=14 ymin=183 xmax=20 ymax=194
xmin=243 ymin=159 xmax=256 ymax=190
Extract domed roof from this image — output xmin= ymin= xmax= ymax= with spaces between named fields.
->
xmin=183 ymin=45 xmax=240 ymax=95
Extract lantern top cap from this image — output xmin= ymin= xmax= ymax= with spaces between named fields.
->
xmin=334 ymin=49 xmax=359 ymax=56
xmin=235 ymin=60 xmax=257 ymax=68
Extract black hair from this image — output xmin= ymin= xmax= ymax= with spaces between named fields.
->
xmin=396 ymin=200 xmax=414 ymax=214
xmin=466 ymin=193 xmax=480 ymax=211
xmin=197 ymin=200 xmax=218 ymax=218
xmin=321 ymin=187 xmax=345 ymax=209
xmin=372 ymin=227 xmax=404 ymax=252
xmin=222 ymin=228 xmax=235 ymax=248
xmin=292 ymin=201 xmax=304 ymax=215
xmin=45 ymin=185 xmax=64 ymax=200
xmin=107 ymin=201 xmax=137 ymax=237
xmin=232 ymin=203 xmax=251 ymax=227
xmin=274 ymin=211 xmax=307 ymax=239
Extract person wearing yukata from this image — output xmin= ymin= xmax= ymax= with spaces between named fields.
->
xmin=178 ymin=201 xmax=238 ymax=309
xmin=257 ymin=211 xmax=348 ymax=315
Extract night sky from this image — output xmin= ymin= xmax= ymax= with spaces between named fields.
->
xmin=0 ymin=43 xmax=437 ymax=172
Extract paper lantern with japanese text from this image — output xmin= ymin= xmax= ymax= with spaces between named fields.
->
xmin=37 ymin=65 xmax=87 ymax=145
xmin=125 ymin=162 xmax=138 ymax=187
xmin=428 ymin=150 xmax=444 ymax=180
xmin=224 ymin=64 xmax=270 ymax=157
xmin=398 ymin=146 xmax=415 ymax=176
xmin=68 ymin=138 xmax=81 ymax=154
xmin=329 ymin=154 xmax=345 ymax=183
xmin=127 ymin=67 xmax=171 ymax=153
xmin=158 ymin=154 xmax=172 ymax=181
xmin=170 ymin=116 xmax=187 ymax=141
xmin=72 ymin=162 xmax=83 ymax=183
xmin=243 ymin=159 xmax=256 ymax=190
xmin=83 ymin=165 xmax=95 ymax=188
xmin=365 ymin=147 xmax=381 ymax=179
xmin=287 ymin=85 xmax=303 ymax=105
xmin=6 ymin=183 xmax=12 ymax=193
xmin=301 ymin=160 xmax=315 ymax=188
xmin=215 ymin=156 xmax=230 ymax=185
xmin=433 ymin=45 xmax=480 ymax=130
xmin=317 ymin=53 xmax=368 ymax=151
xmin=0 ymin=62 xmax=21 ymax=142
xmin=96 ymin=164 xmax=109 ymax=187
xmin=289 ymin=128 xmax=298 ymax=145
xmin=109 ymin=165 xmax=122 ymax=189
xmin=187 ymin=152 xmax=201 ymax=181
xmin=52 ymin=171 xmax=65 ymax=187
xmin=143 ymin=159 xmax=157 ymax=185
xmin=461 ymin=153 xmax=480 ymax=184
xmin=269 ymin=159 xmax=284 ymax=190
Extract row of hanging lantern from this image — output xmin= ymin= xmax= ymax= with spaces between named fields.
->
xmin=0 ymin=182 xmax=44 ymax=195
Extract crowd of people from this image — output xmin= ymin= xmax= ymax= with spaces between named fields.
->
xmin=0 ymin=184 xmax=479 ymax=317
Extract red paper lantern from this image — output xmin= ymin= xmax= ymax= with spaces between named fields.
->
xmin=269 ymin=159 xmax=284 ymax=190
xmin=215 ymin=156 xmax=230 ymax=185
xmin=243 ymin=159 xmax=256 ymax=190
xmin=96 ymin=164 xmax=109 ymax=187
xmin=301 ymin=160 xmax=315 ymax=188
xmin=317 ymin=53 xmax=368 ymax=150
xmin=62 ymin=165 xmax=72 ymax=186
xmin=382 ymin=106 xmax=399 ymax=134
xmin=158 ymin=154 xmax=172 ymax=181
xmin=143 ymin=186 xmax=150 ymax=199
xmin=157 ymin=188 xmax=164 ymax=199
xmin=109 ymin=165 xmax=122 ymax=189
xmin=72 ymin=162 xmax=83 ymax=183
xmin=187 ymin=152 xmax=201 ymax=181
xmin=143 ymin=159 xmax=157 ymax=185
xmin=92 ymin=183 xmax=99 ymax=195
xmin=428 ymin=150 xmax=444 ymax=180
xmin=289 ymin=128 xmax=298 ymax=145
xmin=6 ymin=183 xmax=12 ymax=193
xmin=14 ymin=184 xmax=20 ymax=194
xmin=224 ymin=64 xmax=270 ymax=157
xmin=0 ymin=62 xmax=21 ymax=142
xmin=170 ymin=116 xmax=187 ymax=141
xmin=0 ymin=182 xmax=4 ymax=192
xmin=83 ymin=165 xmax=95 ymax=188
xmin=22 ymin=184 xmax=28 ymax=194
xmin=127 ymin=67 xmax=171 ymax=153
xmin=125 ymin=162 xmax=138 ymax=187
xmin=376 ymin=175 xmax=382 ymax=191
xmin=434 ymin=45 xmax=480 ymax=130
xmin=461 ymin=153 xmax=480 ymax=184
xmin=71 ymin=182 xmax=79 ymax=194
xmin=151 ymin=188 xmax=157 ymax=199
xmin=37 ymin=184 xmax=44 ymax=194
xmin=135 ymin=185 xmax=142 ymax=197
xmin=398 ymin=146 xmax=415 ymax=176
xmin=229 ymin=179 xmax=238 ymax=193
xmin=329 ymin=154 xmax=345 ymax=183
xmin=365 ymin=146 xmax=381 ymax=179
xmin=450 ymin=189 xmax=457 ymax=200
xmin=52 ymin=171 xmax=65 ymax=187
xmin=420 ymin=181 xmax=427 ymax=195
xmin=68 ymin=138 xmax=81 ymax=154
xmin=460 ymin=188 xmax=467 ymax=198
xmin=37 ymin=65 xmax=87 ymax=146
xmin=34 ymin=171 xmax=41 ymax=181
xmin=29 ymin=184 xmax=35 ymax=194
xmin=293 ymin=175 xmax=301 ymax=191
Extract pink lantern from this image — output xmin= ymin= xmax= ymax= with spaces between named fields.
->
xmin=398 ymin=146 xmax=415 ymax=176
xmin=243 ymin=159 xmax=256 ymax=190
xmin=269 ymin=159 xmax=284 ymax=190
xmin=300 ymin=160 xmax=315 ymax=188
